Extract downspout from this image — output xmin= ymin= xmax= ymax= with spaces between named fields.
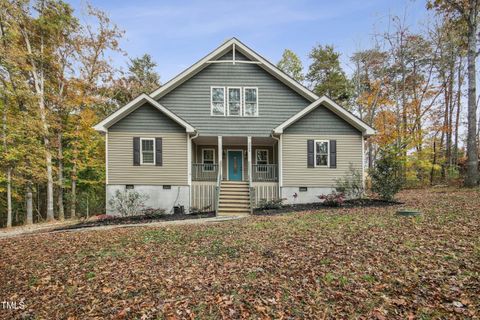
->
xmin=271 ymin=132 xmax=281 ymax=201
xmin=187 ymin=131 xmax=199 ymax=213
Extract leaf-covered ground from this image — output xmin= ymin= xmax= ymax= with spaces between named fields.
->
xmin=1 ymin=188 xmax=479 ymax=319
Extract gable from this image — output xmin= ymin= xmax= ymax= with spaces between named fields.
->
xmin=109 ymin=103 xmax=185 ymax=133
xmin=284 ymin=104 xmax=361 ymax=135
xmin=216 ymin=50 xmax=250 ymax=61
xmin=158 ymin=61 xmax=311 ymax=136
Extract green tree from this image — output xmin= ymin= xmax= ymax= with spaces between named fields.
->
xmin=306 ymin=45 xmax=352 ymax=106
xmin=428 ymin=0 xmax=479 ymax=187
xmin=113 ymin=54 xmax=161 ymax=105
xmin=277 ymin=49 xmax=304 ymax=82
xmin=370 ymin=145 xmax=404 ymax=201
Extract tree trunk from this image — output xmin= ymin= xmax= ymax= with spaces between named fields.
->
xmin=2 ymin=105 xmax=12 ymax=228
xmin=454 ymin=58 xmax=463 ymax=166
xmin=465 ymin=6 xmax=479 ymax=187
xmin=26 ymin=184 xmax=33 ymax=225
xmin=57 ymin=131 xmax=64 ymax=220
xmin=70 ymin=123 xmax=79 ymax=219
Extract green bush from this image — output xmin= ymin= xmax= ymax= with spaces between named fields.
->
xmin=369 ymin=146 xmax=404 ymax=201
xmin=257 ymin=198 xmax=285 ymax=210
xmin=334 ymin=163 xmax=364 ymax=199
xmin=108 ymin=190 xmax=149 ymax=217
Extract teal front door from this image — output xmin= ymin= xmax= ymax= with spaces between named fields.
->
xmin=228 ymin=151 xmax=243 ymax=181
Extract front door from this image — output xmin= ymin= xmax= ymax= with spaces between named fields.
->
xmin=228 ymin=151 xmax=243 ymax=181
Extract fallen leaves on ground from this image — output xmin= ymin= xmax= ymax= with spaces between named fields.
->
xmin=0 ymin=188 xmax=479 ymax=319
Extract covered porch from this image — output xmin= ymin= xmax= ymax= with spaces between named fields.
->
xmin=190 ymin=136 xmax=280 ymax=212
xmin=191 ymin=136 xmax=278 ymax=182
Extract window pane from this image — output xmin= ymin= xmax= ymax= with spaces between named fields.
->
xmin=228 ymin=88 xmax=241 ymax=116
xmin=142 ymin=139 xmax=153 ymax=151
xmin=212 ymin=102 xmax=224 ymax=115
xmin=245 ymin=88 xmax=257 ymax=102
xmin=142 ymin=152 xmax=154 ymax=163
xmin=203 ymin=149 xmax=214 ymax=161
xmin=256 ymin=150 xmax=267 ymax=162
xmin=212 ymin=88 xmax=224 ymax=102
xmin=316 ymin=154 xmax=328 ymax=166
xmin=244 ymin=103 xmax=257 ymax=116
xmin=316 ymin=141 xmax=328 ymax=154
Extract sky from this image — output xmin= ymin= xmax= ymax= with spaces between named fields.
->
xmin=69 ymin=0 xmax=430 ymax=82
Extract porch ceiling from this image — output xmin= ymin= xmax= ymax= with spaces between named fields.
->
xmin=193 ymin=136 xmax=276 ymax=146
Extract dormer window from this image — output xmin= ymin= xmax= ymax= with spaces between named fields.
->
xmin=211 ymin=87 xmax=225 ymax=116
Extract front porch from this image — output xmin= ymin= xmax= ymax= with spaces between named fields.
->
xmin=191 ymin=136 xmax=279 ymax=182
xmin=190 ymin=136 xmax=280 ymax=213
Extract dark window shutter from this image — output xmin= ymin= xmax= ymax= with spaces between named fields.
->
xmin=155 ymin=137 xmax=163 ymax=166
xmin=330 ymin=140 xmax=337 ymax=168
xmin=133 ymin=137 xmax=140 ymax=166
xmin=307 ymin=139 xmax=314 ymax=168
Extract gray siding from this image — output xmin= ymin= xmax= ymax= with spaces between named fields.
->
xmin=109 ymin=103 xmax=185 ymax=133
xmin=284 ymin=104 xmax=360 ymax=135
xmin=158 ymin=62 xmax=311 ymax=136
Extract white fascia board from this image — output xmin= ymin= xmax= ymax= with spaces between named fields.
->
xmin=149 ymin=38 xmax=319 ymax=102
xmin=93 ymin=93 xmax=196 ymax=134
xmin=273 ymin=96 xmax=376 ymax=136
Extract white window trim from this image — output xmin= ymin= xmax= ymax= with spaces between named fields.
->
xmin=243 ymin=87 xmax=259 ymax=117
xmin=210 ymin=86 xmax=226 ymax=116
xmin=314 ymin=140 xmax=329 ymax=167
xmin=140 ymin=138 xmax=155 ymax=165
xmin=227 ymin=87 xmax=242 ymax=116
xmin=255 ymin=149 xmax=269 ymax=172
xmin=202 ymin=148 xmax=216 ymax=172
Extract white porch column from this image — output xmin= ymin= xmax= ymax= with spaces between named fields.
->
xmin=218 ymin=136 xmax=223 ymax=179
xmin=247 ymin=136 xmax=252 ymax=183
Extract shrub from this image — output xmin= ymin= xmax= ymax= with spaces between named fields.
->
xmin=318 ymin=191 xmax=345 ymax=207
xmin=141 ymin=208 xmax=166 ymax=218
xmin=108 ymin=190 xmax=149 ymax=217
xmin=257 ymin=198 xmax=285 ymax=210
xmin=334 ymin=163 xmax=364 ymax=199
xmin=190 ymin=205 xmax=212 ymax=214
xmin=369 ymin=146 xmax=404 ymax=201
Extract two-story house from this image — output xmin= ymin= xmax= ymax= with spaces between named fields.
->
xmin=94 ymin=38 xmax=375 ymax=216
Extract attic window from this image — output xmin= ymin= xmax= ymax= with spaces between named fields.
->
xmin=211 ymin=87 xmax=225 ymax=116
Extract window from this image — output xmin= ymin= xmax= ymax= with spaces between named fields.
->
xmin=211 ymin=87 xmax=225 ymax=116
xmin=141 ymin=138 xmax=155 ymax=164
xmin=256 ymin=149 xmax=268 ymax=172
xmin=244 ymin=87 xmax=258 ymax=116
xmin=227 ymin=87 xmax=242 ymax=116
xmin=202 ymin=148 xmax=215 ymax=171
xmin=315 ymin=140 xmax=329 ymax=167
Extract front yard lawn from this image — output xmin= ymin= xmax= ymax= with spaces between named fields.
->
xmin=1 ymin=188 xmax=479 ymax=319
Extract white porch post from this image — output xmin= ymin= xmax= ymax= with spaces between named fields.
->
xmin=218 ymin=136 xmax=223 ymax=180
xmin=247 ymin=136 xmax=252 ymax=183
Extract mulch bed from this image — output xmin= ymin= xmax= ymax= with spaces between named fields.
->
xmin=253 ymin=198 xmax=403 ymax=215
xmin=54 ymin=211 xmax=216 ymax=231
